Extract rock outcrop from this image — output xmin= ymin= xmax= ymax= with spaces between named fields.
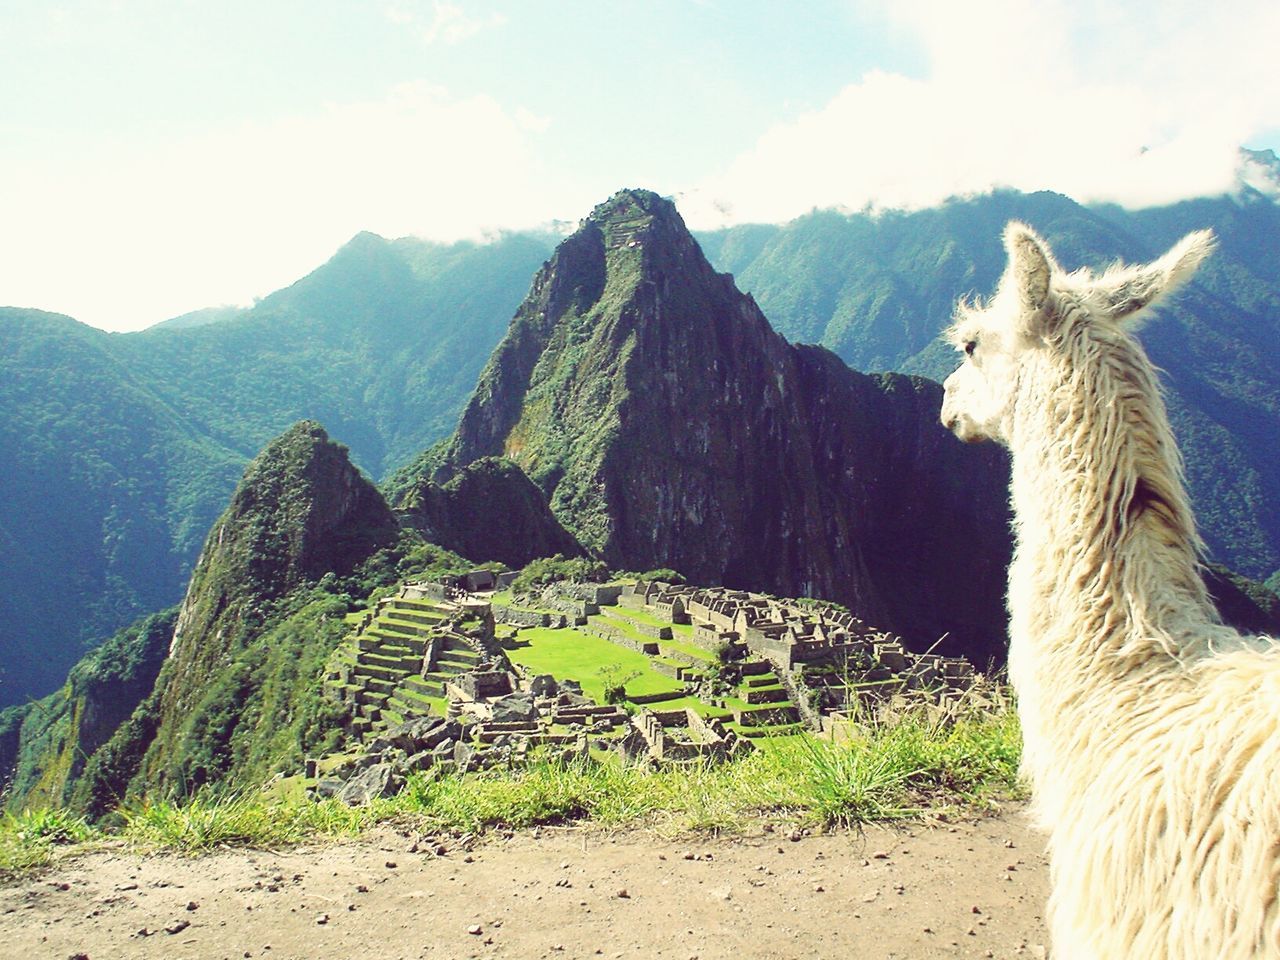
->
xmin=0 ymin=608 xmax=176 ymax=811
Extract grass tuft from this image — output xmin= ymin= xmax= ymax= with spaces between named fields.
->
xmin=118 ymin=791 xmax=382 ymax=852
xmin=0 ymin=807 xmax=96 ymax=874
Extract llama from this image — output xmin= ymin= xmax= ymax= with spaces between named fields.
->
xmin=940 ymin=223 xmax=1280 ymax=959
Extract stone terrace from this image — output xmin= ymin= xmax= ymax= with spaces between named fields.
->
xmin=608 ymin=580 xmax=977 ymax=723
xmin=315 ymin=573 xmax=985 ymax=802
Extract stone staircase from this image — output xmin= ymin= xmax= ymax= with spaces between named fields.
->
xmin=728 ymin=663 xmax=801 ymax=733
xmin=325 ymin=594 xmax=486 ymax=738
xmin=380 ymin=633 xmax=484 ymax=730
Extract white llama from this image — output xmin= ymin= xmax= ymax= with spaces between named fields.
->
xmin=940 ymin=223 xmax=1280 ymax=959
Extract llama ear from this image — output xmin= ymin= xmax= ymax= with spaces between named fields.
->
xmin=1096 ymin=229 xmax=1216 ymax=325
xmin=1002 ymin=222 xmax=1053 ymax=321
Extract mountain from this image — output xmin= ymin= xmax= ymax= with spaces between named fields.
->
xmin=145 ymin=305 xmax=248 ymax=331
xmin=1 ymin=420 xmax=492 ymax=813
xmin=137 ymin=421 xmax=401 ymax=792
xmin=116 ymin=230 xmax=557 ymax=475
xmin=0 ymin=608 xmax=176 ymax=810
xmin=0 ymin=308 xmax=246 ymax=706
xmin=395 ymin=456 xmax=584 ymax=568
xmin=399 ymin=189 xmax=1015 ymax=666
xmin=0 ymin=232 xmax=552 ymax=707
xmin=6 ymin=182 xmax=1279 ymax=709
xmin=696 ymin=186 xmax=1280 ymax=578
xmin=6 ymin=188 xmax=1279 ymax=815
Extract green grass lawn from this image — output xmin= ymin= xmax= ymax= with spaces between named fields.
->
xmin=502 ymin=626 xmax=684 ymax=704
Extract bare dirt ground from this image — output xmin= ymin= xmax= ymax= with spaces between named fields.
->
xmin=0 ymin=803 xmax=1048 ymax=960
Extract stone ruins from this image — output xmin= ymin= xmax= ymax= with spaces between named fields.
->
xmin=315 ymin=574 xmax=979 ymax=802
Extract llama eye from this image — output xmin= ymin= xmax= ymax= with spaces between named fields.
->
xmin=964 ymin=340 xmax=977 ymax=357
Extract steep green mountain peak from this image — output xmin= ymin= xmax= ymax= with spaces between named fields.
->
xmin=414 ymin=188 xmax=1014 ymax=665
xmin=159 ymin=422 xmax=398 ymax=732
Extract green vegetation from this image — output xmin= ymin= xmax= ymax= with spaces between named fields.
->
xmin=501 ymin=626 xmax=683 ymax=704
xmin=510 ymin=554 xmax=610 ymax=595
xmin=0 ymin=232 xmax=553 ymax=709
xmin=2 ymin=608 xmax=177 ymax=813
xmin=0 ymin=807 xmax=94 ymax=874
xmin=0 ymin=479 xmax=478 ymax=818
xmin=614 ymin=568 xmax=686 ymax=584
xmin=0 ymin=697 xmax=1019 ymax=874
xmin=395 ymin=457 xmax=583 ymax=569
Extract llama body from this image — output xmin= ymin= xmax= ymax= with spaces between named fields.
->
xmin=940 ymin=224 xmax=1280 ymax=958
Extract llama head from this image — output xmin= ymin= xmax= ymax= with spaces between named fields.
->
xmin=939 ymin=222 xmax=1215 ymax=445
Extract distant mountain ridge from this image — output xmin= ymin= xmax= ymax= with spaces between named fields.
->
xmin=0 ymin=234 xmax=552 ymax=706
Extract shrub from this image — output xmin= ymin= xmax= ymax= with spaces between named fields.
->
xmin=512 ymin=555 xmax=609 ymax=595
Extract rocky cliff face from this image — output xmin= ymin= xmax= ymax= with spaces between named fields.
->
xmin=425 ymin=189 xmax=1013 ymax=665
xmin=697 ymin=185 xmax=1280 ymax=580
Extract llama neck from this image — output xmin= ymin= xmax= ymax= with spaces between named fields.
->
xmin=1005 ymin=333 xmax=1219 ymax=731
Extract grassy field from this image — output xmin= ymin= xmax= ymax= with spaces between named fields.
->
xmin=501 ymin=626 xmax=685 ymax=703
xmin=0 ymin=698 xmax=1021 ymax=873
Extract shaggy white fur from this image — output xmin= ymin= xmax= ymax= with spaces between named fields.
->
xmin=940 ymin=223 xmax=1280 ymax=959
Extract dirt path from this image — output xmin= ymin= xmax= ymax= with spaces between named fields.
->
xmin=0 ymin=804 xmax=1049 ymax=960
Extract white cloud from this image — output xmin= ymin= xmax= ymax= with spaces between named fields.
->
xmin=0 ymin=83 xmax=567 ymax=330
xmin=387 ymin=1 xmax=507 ymax=46
xmin=683 ymin=0 xmax=1280 ymax=227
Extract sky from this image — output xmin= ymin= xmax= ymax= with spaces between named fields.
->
xmin=3 ymin=0 xmax=1278 ymax=332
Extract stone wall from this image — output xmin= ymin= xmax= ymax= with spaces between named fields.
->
xmin=635 ymin=707 xmax=738 ymax=761
xmin=559 ymin=582 xmax=624 ymax=605
xmin=493 ymin=604 xmax=566 ymax=629
xmin=403 ymin=581 xmax=449 ymax=602
xmin=599 ymin=608 xmax=671 ymax=640
xmin=587 ymin=620 xmax=659 ymax=655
